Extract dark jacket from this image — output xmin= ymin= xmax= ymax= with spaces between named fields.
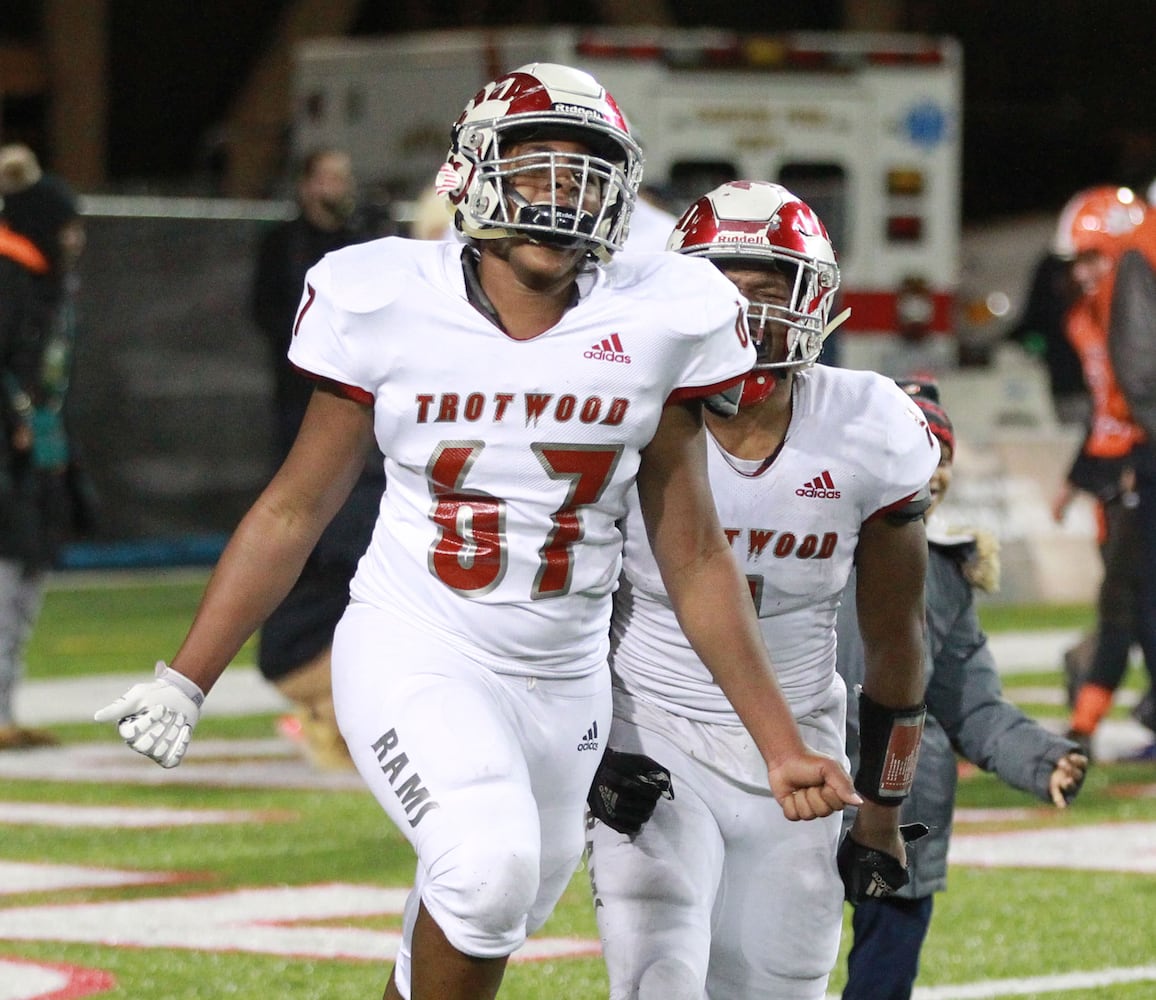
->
xmin=837 ymin=527 xmax=1079 ymax=897
xmin=1007 ymin=252 xmax=1085 ymax=403
xmin=1109 ymin=248 xmax=1156 ymax=442
xmin=0 ymin=233 xmax=47 ymax=439
xmin=250 ymin=215 xmax=367 ymax=459
xmin=0 ymin=233 xmax=79 ymax=570
xmin=250 ymin=212 xmax=384 ymax=678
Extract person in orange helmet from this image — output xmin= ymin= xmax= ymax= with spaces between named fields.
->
xmin=1054 ymin=186 xmax=1156 ymax=758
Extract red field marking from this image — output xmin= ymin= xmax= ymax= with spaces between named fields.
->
xmin=0 ymin=957 xmax=114 ymax=1000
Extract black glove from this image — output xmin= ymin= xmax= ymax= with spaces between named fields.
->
xmin=837 ymin=822 xmax=929 ymax=904
xmin=587 ymin=748 xmax=674 ymax=835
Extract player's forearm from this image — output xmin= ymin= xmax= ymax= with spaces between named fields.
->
xmin=668 ymin=549 xmax=805 ymax=764
xmin=861 ymin=617 xmax=926 ymax=709
xmin=169 ymin=496 xmax=319 ymax=695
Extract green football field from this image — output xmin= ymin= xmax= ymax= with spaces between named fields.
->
xmin=2 ymin=571 xmax=1154 ymax=999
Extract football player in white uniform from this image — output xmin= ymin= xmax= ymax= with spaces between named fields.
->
xmin=94 ymin=70 xmax=859 ymax=1000
xmin=586 ymin=181 xmax=940 ymax=1000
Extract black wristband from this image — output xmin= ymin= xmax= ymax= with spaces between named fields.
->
xmin=854 ymin=691 xmax=925 ymax=805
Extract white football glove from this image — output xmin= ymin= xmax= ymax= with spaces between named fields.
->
xmin=94 ymin=661 xmax=205 ymax=769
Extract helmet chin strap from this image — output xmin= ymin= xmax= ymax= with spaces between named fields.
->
xmin=823 ymin=307 xmax=852 ymax=341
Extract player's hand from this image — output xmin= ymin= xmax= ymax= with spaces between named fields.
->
xmin=93 ymin=661 xmax=205 ymax=769
xmin=1049 ymin=750 xmax=1089 ymax=807
xmin=838 ymin=822 xmax=928 ymax=903
xmin=769 ymin=750 xmax=861 ymax=821
xmin=587 ymin=748 xmax=674 ymax=835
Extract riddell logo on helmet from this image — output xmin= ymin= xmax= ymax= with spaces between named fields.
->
xmin=552 ymin=102 xmax=608 ymax=121
xmin=796 ymin=470 xmax=841 ymax=499
xmin=585 ymin=333 xmax=631 ymax=364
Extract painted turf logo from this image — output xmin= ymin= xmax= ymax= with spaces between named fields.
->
xmin=577 ymin=721 xmax=600 ymax=751
xmin=585 ymin=333 xmax=631 ymax=364
xmin=796 ymin=469 xmax=841 ymax=499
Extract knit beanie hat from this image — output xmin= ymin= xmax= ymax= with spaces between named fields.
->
xmin=897 ymin=378 xmax=955 ymax=457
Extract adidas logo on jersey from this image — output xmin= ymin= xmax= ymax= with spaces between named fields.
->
xmin=796 ymin=470 xmax=841 ymax=499
xmin=577 ymin=720 xmax=600 ymax=751
xmin=585 ymin=333 xmax=631 ymax=364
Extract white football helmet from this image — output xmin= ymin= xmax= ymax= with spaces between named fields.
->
xmin=436 ymin=63 xmax=644 ymax=263
xmin=668 ymin=181 xmax=840 ymax=400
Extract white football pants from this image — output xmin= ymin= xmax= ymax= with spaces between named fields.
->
xmin=332 ymin=601 xmax=610 ymax=998
xmin=587 ymin=677 xmax=847 ymax=1000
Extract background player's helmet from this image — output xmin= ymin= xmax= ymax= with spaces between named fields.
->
xmin=1053 ymin=186 xmax=1146 ymax=261
xmin=437 ymin=63 xmax=643 ymax=263
xmin=667 ymin=181 xmax=839 ymax=402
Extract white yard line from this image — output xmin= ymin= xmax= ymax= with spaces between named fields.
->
xmin=821 ymin=964 xmax=1156 ymax=999
xmin=14 ymin=630 xmax=1081 ymax=729
xmin=16 ymin=664 xmax=287 ymax=724
xmin=911 ymin=965 xmax=1156 ymax=998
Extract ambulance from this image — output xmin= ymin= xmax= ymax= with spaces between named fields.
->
xmin=293 ymin=27 xmax=963 ymax=371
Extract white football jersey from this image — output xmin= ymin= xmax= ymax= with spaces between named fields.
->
xmin=620 ymin=197 xmax=679 ymax=254
xmin=612 ymin=365 xmax=940 ymax=720
xmin=288 ymin=237 xmax=752 ymax=679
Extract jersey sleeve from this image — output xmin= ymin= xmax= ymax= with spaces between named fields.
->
xmin=286 ymin=254 xmax=375 ymax=405
xmin=660 ymin=255 xmax=756 ymax=404
xmin=864 ymin=378 xmax=942 ymax=517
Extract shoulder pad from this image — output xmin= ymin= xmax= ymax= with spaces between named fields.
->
xmin=319 ymin=236 xmax=432 ymax=314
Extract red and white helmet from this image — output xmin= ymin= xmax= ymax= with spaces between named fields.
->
xmin=1053 ymin=186 xmax=1146 ymax=261
xmin=667 ymin=181 xmax=840 ymax=395
xmin=436 ymin=63 xmax=643 ymax=263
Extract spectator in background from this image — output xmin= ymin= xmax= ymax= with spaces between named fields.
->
xmin=1050 ymin=187 xmax=1155 ymax=759
xmin=836 ymin=380 xmax=1088 ymax=1000
xmin=1102 ymin=194 xmax=1156 ymax=758
xmin=252 ymin=147 xmax=368 ymax=457
xmin=249 ymin=146 xmax=383 ymax=770
xmin=1005 ymin=251 xmax=1087 ymax=425
xmin=1051 ymin=440 xmax=1147 ymax=735
xmin=0 ymin=145 xmax=90 ymax=749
